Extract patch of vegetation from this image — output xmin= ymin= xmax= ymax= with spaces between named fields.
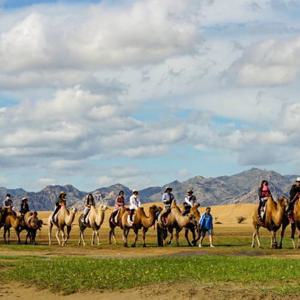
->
xmin=0 ymin=255 xmax=300 ymax=295
xmin=236 ymin=216 xmax=247 ymax=224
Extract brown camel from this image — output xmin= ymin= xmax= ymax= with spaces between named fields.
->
xmin=289 ymin=196 xmax=300 ymax=249
xmin=3 ymin=211 xmax=22 ymax=244
xmin=23 ymin=212 xmax=43 ymax=245
xmin=158 ymin=201 xmax=197 ymax=247
xmin=251 ymin=196 xmax=288 ymax=249
xmin=78 ymin=205 xmax=108 ymax=246
xmin=48 ymin=204 xmax=77 ymax=246
xmin=108 ymin=207 xmax=127 ymax=245
xmin=121 ymin=205 xmax=161 ymax=247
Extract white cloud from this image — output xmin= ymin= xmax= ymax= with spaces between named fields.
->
xmin=229 ymin=36 xmax=300 ymax=86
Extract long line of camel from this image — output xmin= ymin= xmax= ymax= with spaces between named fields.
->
xmin=1 ymin=195 xmax=300 ymax=249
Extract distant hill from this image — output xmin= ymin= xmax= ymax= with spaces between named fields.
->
xmin=0 ymin=168 xmax=297 ymax=210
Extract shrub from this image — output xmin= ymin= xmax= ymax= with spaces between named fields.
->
xmin=236 ymin=216 xmax=247 ymax=224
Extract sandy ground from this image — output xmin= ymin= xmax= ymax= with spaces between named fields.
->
xmin=1 ymin=282 xmax=298 ymax=300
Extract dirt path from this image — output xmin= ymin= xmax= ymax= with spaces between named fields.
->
xmin=0 ymin=282 xmax=297 ymax=300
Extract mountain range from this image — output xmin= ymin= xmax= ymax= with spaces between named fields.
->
xmin=0 ymin=168 xmax=297 ymax=211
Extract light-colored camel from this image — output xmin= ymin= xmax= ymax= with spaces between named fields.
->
xmin=108 ymin=207 xmax=127 ymax=245
xmin=121 ymin=205 xmax=161 ymax=247
xmin=158 ymin=201 xmax=197 ymax=247
xmin=48 ymin=204 xmax=77 ymax=246
xmin=78 ymin=205 xmax=108 ymax=246
xmin=251 ymin=196 xmax=288 ymax=249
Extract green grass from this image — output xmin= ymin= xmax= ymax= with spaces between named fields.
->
xmin=0 ymin=255 xmax=300 ymax=295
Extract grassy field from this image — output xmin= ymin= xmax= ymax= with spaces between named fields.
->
xmin=0 ymin=204 xmax=299 ymax=299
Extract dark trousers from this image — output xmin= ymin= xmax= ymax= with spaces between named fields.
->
xmin=183 ymin=205 xmax=191 ymax=216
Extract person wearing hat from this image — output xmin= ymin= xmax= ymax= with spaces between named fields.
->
xmin=3 ymin=193 xmax=16 ymax=216
xmin=158 ymin=187 xmax=175 ymax=225
xmin=20 ymin=197 xmax=30 ymax=215
xmin=110 ymin=191 xmax=126 ymax=225
xmin=51 ymin=191 xmax=67 ymax=223
xmin=287 ymin=177 xmax=300 ymax=222
xmin=129 ymin=190 xmax=141 ymax=223
xmin=82 ymin=193 xmax=96 ymax=225
xmin=183 ymin=190 xmax=197 ymax=216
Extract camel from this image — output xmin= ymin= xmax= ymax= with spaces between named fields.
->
xmin=157 ymin=201 xmax=197 ymax=247
xmin=288 ymin=196 xmax=300 ymax=249
xmin=3 ymin=211 xmax=22 ymax=244
xmin=121 ymin=205 xmax=161 ymax=247
xmin=23 ymin=212 xmax=43 ymax=245
xmin=48 ymin=204 xmax=77 ymax=246
xmin=251 ymin=196 xmax=288 ymax=249
xmin=78 ymin=205 xmax=108 ymax=246
xmin=108 ymin=207 xmax=127 ymax=245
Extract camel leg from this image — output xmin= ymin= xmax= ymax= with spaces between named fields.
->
xmin=16 ymin=229 xmax=21 ymax=244
xmin=271 ymin=231 xmax=278 ymax=249
xmin=3 ymin=226 xmax=8 ymax=244
xmin=142 ymin=228 xmax=148 ymax=247
xmin=79 ymin=228 xmax=86 ymax=246
xmin=175 ymin=229 xmax=180 ymax=247
xmin=91 ymin=231 xmax=95 ymax=246
xmin=184 ymin=227 xmax=193 ymax=247
xmin=61 ymin=230 xmax=66 ymax=247
xmin=109 ymin=227 xmax=117 ymax=245
xmin=131 ymin=228 xmax=138 ymax=247
xmin=48 ymin=222 xmax=53 ymax=246
xmin=96 ymin=230 xmax=100 ymax=246
xmin=297 ymin=230 xmax=300 ymax=249
xmin=123 ymin=228 xmax=129 ymax=247
xmin=55 ymin=228 xmax=61 ymax=246
xmin=291 ymin=223 xmax=296 ymax=249
xmin=64 ymin=226 xmax=71 ymax=246
xmin=279 ymin=225 xmax=287 ymax=249
xmin=166 ymin=228 xmax=173 ymax=245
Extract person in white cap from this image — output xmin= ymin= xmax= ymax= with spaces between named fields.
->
xmin=288 ymin=177 xmax=300 ymax=222
xmin=129 ymin=190 xmax=141 ymax=222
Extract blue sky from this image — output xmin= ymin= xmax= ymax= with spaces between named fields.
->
xmin=1 ymin=0 xmax=300 ymax=191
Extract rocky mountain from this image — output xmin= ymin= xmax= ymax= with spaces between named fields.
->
xmin=0 ymin=168 xmax=298 ymax=210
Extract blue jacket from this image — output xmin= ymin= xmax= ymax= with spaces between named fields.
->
xmin=199 ymin=213 xmax=213 ymax=230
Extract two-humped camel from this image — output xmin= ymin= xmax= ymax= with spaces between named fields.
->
xmin=78 ymin=204 xmax=107 ymax=246
xmin=48 ymin=203 xmax=77 ymax=246
xmin=251 ymin=196 xmax=288 ymax=248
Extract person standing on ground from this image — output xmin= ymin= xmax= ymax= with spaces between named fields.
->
xmin=198 ymin=207 xmax=214 ymax=248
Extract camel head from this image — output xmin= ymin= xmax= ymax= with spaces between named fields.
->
xmin=171 ymin=200 xmax=177 ymax=209
xmin=278 ymin=196 xmax=289 ymax=210
xmin=99 ymin=204 xmax=108 ymax=211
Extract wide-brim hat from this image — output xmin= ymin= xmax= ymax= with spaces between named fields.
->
xmin=187 ymin=189 xmax=193 ymax=194
xmin=296 ymin=177 xmax=300 ymax=182
xmin=22 ymin=197 xmax=28 ymax=201
xmin=132 ymin=190 xmax=139 ymax=194
xmin=60 ymin=191 xmax=67 ymax=196
xmin=165 ymin=186 xmax=173 ymax=192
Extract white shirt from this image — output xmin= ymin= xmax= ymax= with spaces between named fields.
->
xmin=184 ymin=195 xmax=196 ymax=207
xmin=129 ymin=194 xmax=141 ymax=210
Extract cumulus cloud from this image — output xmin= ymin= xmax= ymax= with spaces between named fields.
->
xmin=0 ymin=1 xmax=201 ymax=74
xmin=229 ymin=36 xmax=300 ymax=86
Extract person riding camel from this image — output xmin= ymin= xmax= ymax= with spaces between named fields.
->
xmin=20 ymin=197 xmax=30 ymax=215
xmin=159 ymin=187 xmax=175 ymax=225
xmin=110 ymin=191 xmax=125 ymax=225
xmin=82 ymin=193 xmax=95 ymax=225
xmin=51 ymin=191 xmax=67 ymax=223
xmin=287 ymin=178 xmax=300 ymax=223
xmin=257 ymin=180 xmax=272 ymax=222
xmin=3 ymin=194 xmax=16 ymax=216
xmin=129 ymin=190 xmax=141 ymax=223
xmin=183 ymin=190 xmax=197 ymax=216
